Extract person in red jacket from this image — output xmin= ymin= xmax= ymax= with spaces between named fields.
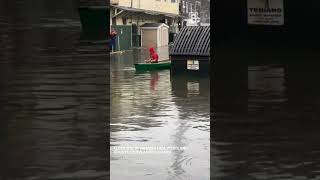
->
xmin=145 ymin=47 xmax=159 ymax=63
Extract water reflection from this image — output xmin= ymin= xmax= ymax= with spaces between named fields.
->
xmin=110 ymin=50 xmax=210 ymax=180
xmin=1 ymin=1 xmax=108 ymax=179
xmin=213 ymin=62 xmax=320 ymax=179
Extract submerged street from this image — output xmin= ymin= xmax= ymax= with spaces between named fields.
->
xmin=1 ymin=1 xmax=108 ymax=179
xmin=4 ymin=1 xmax=320 ymax=180
xmin=213 ymin=63 xmax=320 ymax=179
xmin=110 ymin=49 xmax=210 ymax=180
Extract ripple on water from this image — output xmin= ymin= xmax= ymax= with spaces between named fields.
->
xmin=110 ymin=52 xmax=210 ymax=180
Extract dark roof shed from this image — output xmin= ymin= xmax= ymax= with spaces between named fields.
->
xmin=170 ymin=26 xmax=210 ymax=56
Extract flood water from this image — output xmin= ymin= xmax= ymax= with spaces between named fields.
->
xmin=212 ymin=62 xmax=320 ymax=180
xmin=1 ymin=1 xmax=108 ymax=179
xmin=4 ymin=1 xmax=320 ymax=180
xmin=110 ymin=49 xmax=210 ymax=180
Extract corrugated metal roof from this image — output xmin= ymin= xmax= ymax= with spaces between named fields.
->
xmin=170 ymin=26 xmax=210 ymax=56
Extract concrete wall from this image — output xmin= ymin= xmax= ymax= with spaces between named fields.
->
xmin=117 ymin=0 xmax=179 ymax=15
xmin=111 ymin=12 xmax=162 ymax=26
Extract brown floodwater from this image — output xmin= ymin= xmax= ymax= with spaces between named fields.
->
xmin=1 ymin=1 xmax=108 ymax=179
xmin=212 ymin=63 xmax=320 ymax=180
xmin=110 ymin=49 xmax=210 ymax=180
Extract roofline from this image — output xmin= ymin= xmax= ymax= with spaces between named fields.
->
xmin=141 ymin=24 xmax=170 ymax=29
xmin=111 ymin=5 xmax=182 ymax=18
xmin=79 ymin=6 xmax=109 ymax=9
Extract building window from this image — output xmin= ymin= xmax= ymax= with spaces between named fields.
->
xmin=186 ymin=2 xmax=188 ymax=13
xmin=122 ymin=17 xmax=127 ymax=25
xmin=171 ymin=0 xmax=176 ymax=2
xmin=182 ymin=1 xmax=185 ymax=13
xmin=112 ymin=17 xmax=117 ymax=26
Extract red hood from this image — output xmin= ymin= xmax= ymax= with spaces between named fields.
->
xmin=149 ymin=48 xmax=155 ymax=54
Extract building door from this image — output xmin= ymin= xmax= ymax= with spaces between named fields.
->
xmin=141 ymin=29 xmax=157 ymax=48
xmin=111 ymin=25 xmax=132 ymax=51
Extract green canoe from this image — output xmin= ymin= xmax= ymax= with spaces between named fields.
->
xmin=134 ymin=61 xmax=171 ymax=71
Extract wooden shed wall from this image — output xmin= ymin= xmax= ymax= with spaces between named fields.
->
xmin=141 ymin=29 xmax=157 ymax=48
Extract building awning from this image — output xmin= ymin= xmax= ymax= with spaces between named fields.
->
xmin=111 ymin=5 xmax=182 ymax=19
